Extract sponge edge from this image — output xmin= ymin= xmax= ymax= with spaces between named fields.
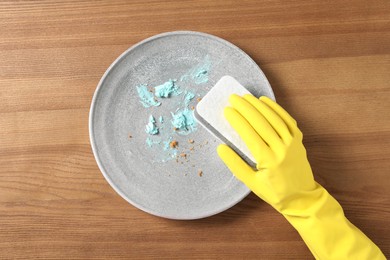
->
xmin=195 ymin=76 xmax=256 ymax=166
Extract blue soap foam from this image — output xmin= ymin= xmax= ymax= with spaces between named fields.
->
xmin=184 ymin=91 xmax=195 ymax=107
xmin=136 ymin=84 xmax=161 ymax=107
xmin=133 ymin=55 xmax=212 ymax=162
xmin=145 ymin=115 xmax=159 ymax=135
xmin=154 ymin=79 xmax=182 ymax=98
xmin=171 ymin=108 xmax=197 ymax=135
xmin=180 ymin=55 xmax=211 ymax=85
xmin=146 ymin=137 xmax=161 ymax=147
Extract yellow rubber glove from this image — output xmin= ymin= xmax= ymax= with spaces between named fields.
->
xmin=217 ymin=94 xmax=385 ymax=260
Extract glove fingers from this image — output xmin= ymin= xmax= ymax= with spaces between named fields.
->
xmin=229 ymin=94 xmax=283 ymax=149
xmin=243 ymin=94 xmax=292 ymax=143
xmin=259 ymin=96 xmax=298 ymax=134
xmin=224 ymin=107 xmax=272 ymax=162
xmin=217 ymin=144 xmax=256 ymax=186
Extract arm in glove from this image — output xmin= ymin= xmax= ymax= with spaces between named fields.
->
xmin=217 ymin=94 xmax=385 ymax=260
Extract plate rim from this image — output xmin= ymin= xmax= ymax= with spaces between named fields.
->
xmin=89 ymin=30 xmax=274 ymax=220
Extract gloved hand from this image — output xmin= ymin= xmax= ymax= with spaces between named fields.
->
xmin=217 ymin=94 xmax=385 ymax=260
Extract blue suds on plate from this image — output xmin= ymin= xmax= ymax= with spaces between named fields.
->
xmin=146 ymin=137 xmax=161 ymax=147
xmin=133 ymin=54 xmax=212 ymax=164
xmin=171 ymin=108 xmax=196 ymax=135
xmin=181 ymin=55 xmax=211 ymax=85
xmin=154 ymin=79 xmax=182 ymax=98
xmin=145 ymin=115 xmax=159 ymax=135
xmin=184 ymin=91 xmax=195 ymax=107
xmin=136 ymin=84 xmax=161 ymax=107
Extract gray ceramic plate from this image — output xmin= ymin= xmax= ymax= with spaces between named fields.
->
xmin=89 ymin=31 xmax=274 ymax=219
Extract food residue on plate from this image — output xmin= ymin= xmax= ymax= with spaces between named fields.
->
xmin=169 ymin=140 xmax=178 ymax=148
xmin=130 ymin=55 xmax=213 ymax=175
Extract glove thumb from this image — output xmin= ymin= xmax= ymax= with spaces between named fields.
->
xmin=217 ymin=144 xmax=256 ymax=187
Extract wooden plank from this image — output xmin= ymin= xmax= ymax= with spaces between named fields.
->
xmin=0 ymin=0 xmax=389 ymax=258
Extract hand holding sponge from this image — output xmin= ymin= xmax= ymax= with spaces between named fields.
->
xmin=217 ymin=93 xmax=385 ymax=260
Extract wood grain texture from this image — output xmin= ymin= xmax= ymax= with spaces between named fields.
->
xmin=1 ymin=0 xmax=389 ymax=259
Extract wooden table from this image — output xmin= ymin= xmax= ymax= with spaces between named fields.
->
xmin=1 ymin=1 xmax=389 ymax=259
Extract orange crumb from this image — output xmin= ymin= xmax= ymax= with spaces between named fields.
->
xmin=180 ymin=153 xmax=187 ymax=158
xmin=188 ymin=139 xmax=194 ymax=144
xmin=128 ymin=133 xmax=132 ymax=139
xmin=189 ymin=147 xmax=194 ymax=151
xmin=198 ymin=170 xmax=203 ymax=177
xmin=197 ymin=97 xmax=202 ymax=102
xmin=169 ymin=140 xmax=178 ymax=148
xmin=191 ymin=106 xmax=195 ymax=110
xmin=174 ymin=127 xmax=178 ymax=131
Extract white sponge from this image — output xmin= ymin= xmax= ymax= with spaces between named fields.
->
xmin=195 ymin=76 xmax=256 ymax=165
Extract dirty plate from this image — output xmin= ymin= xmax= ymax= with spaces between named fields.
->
xmin=89 ymin=31 xmax=274 ymax=219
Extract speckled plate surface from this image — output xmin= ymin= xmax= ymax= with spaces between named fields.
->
xmin=89 ymin=31 xmax=274 ymax=219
